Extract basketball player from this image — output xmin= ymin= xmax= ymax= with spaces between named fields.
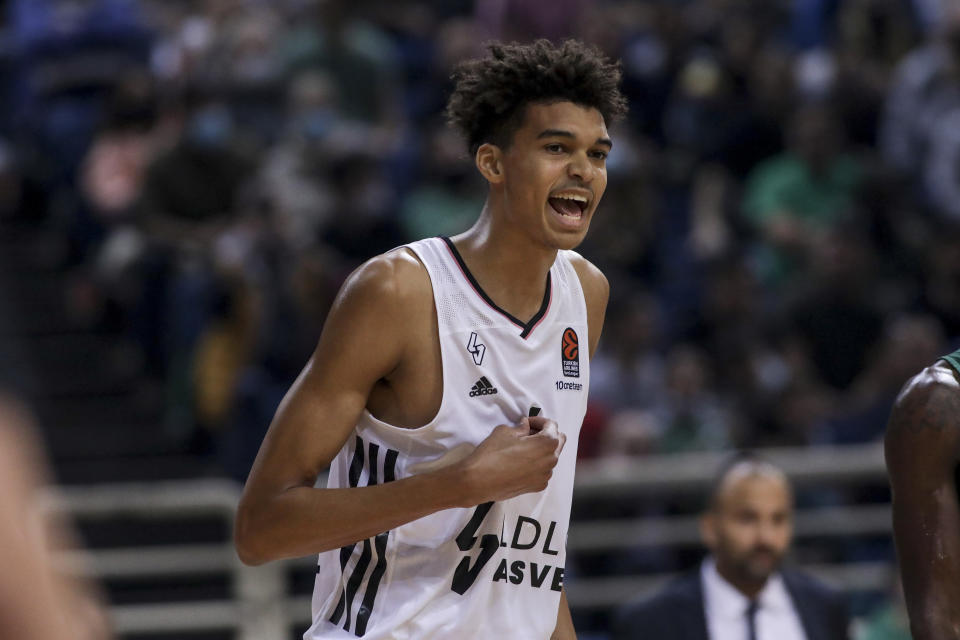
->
xmin=885 ymin=349 xmax=960 ymax=639
xmin=235 ymin=39 xmax=627 ymax=639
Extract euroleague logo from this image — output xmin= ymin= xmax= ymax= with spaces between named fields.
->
xmin=561 ymin=327 xmax=579 ymax=378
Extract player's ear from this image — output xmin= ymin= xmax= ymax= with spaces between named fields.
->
xmin=476 ymin=143 xmax=504 ymax=184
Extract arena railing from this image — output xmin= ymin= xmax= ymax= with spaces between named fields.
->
xmin=50 ymin=441 xmax=888 ymax=638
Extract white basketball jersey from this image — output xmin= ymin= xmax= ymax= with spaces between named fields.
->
xmin=305 ymin=236 xmax=591 ymax=639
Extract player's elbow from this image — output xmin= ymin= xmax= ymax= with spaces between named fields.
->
xmin=233 ymin=500 xmax=273 ymax=566
xmin=234 ymin=534 xmax=267 ymax=567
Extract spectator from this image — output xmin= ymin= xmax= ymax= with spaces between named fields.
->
xmin=589 ymin=289 xmax=666 ymax=413
xmin=880 ymin=2 xmax=960 ymax=183
xmin=612 ymin=455 xmax=850 ymax=640
xmin=828 ymin=312 xmax=946 ymax=444
xmin=133 ymin=87 xmax=255 ymax=444
xmin=918 ymin=227 xmax=960 ymax=337
xmin=258 ymin=70 xmax=341 ymax=252
xmin=649 ymin=343 xmax=737 ymax=454
xmin=279 ymin=0 xmax=402 ymax=127
xmin=922 ymin=107 xmax=960 ymax=222
xmin=399 ymin=123 xmax=485 ymax=240
xmin=784 ymin=227 xmax=884 ymax=393
xmin=743 ymin=103 xmax=864 ymax=288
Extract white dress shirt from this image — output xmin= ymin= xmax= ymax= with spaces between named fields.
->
xmin=701 ymin=557 xmax=808 ymax=640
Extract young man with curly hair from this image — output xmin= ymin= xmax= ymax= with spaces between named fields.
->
xmin=235 ymin=39 xmax=627 ymax=639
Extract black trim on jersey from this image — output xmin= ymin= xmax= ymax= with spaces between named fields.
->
xmin=327 ymin=436 xmax=400 ymax=636
xmin=383 ymin=449 xmax=398 ymax=484
xmin=348 ymin=436 xmax=365 ymax=486
xmin=342 ymin=540 xmax=373 ymax=632
xmin=354 ymin=448 xmax=396 ymax=634
xmin=354 ymin=531 xmax=389 ymax=635
xmin=328 ymin=437 xmax=365 ymax=625
xmin=367 ymin=442 xmax=380 ymax=485
xmin=441 ymin=236 xmax=552 ymax=338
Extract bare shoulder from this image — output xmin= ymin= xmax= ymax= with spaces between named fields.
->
xmin=308 ymin=246 xmax=434 ymax=386
xmin=248 ymin=248 xmax=434 ymax=484
xmin=337 ymin=247 xmax=432 ymax=311
xmin=888 ymin=361 xmax=960 ymax=436
xmin=565 ymin=251 xmax=609 ymax=307
xmin=885 ymin=361 xmax=960 ymax=474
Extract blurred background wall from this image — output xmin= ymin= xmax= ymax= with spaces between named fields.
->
xmin=0 ymin=0 xmax=954 ymax=638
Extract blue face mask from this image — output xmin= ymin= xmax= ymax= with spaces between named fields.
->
xmin=187 ymin=106 xmax=233 ymax=148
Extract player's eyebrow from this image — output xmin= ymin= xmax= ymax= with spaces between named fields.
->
xmin=537 ymin=129 xmax=613 ymax=149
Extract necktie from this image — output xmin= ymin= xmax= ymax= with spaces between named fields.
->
xmin=746 ymin=600 xmax=759 ymax=640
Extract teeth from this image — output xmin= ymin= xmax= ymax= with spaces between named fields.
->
xmin=553 ymin=193 xmax=587 ymax=203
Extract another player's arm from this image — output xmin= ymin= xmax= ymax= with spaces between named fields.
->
xmin=885 ymin=364 xmax=960 ymax=640
xmin=235 ymin=252 xmax=563 ymax=565
xmin=551 ymin=255 xmax=608 ymax=640
xmin=0 ymin=399 xmax=111 ymax=640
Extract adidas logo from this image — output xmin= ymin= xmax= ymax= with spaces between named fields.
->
xmin=469 ymin=376 xmax=498 ymax=397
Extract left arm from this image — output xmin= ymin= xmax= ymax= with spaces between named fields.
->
xmin=569 ymin=254 xmax=610 ymax=360
xmin=552 ymin=588 xmax=576 ymax=639
xmin=555 ymin=256 xmax=609 ymax=638
xmin=885 ymin=364 xmax=960 ymax=640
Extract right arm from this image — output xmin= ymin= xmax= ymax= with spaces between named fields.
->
xmin=885 ymin=364 xmax=960 ymax=640
xmin=235 ymin=252 xmax=564 ymax=565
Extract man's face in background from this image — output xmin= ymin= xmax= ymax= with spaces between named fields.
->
xmin=702 ymin=468 xmax=794 ymax=591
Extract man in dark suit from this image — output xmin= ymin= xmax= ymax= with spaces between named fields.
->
xmin=612 ymin=456 xmax=850 ymax=640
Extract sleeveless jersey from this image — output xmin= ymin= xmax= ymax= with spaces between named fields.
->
xmin=942 ymin=348 xmax=960 ymax=375
xmin=304 ymin=236 xmax=591 ymax=639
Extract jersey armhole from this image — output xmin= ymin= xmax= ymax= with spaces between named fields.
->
xmin=362 ymin=241 xmax=448 ymax=433
xmin=562 ymin=250 xmax=595 ymax=359
xmin=942 ymin=353 xmax=960 ymax=378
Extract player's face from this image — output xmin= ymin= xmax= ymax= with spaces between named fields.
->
xmin=703 ymin=474 xmax=793 ymax=588
xmin=498 ymin=101 xmax=610 ymax=250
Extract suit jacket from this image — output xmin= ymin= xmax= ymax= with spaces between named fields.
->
xmin=611 ymin=567 xmax=850 ymax=640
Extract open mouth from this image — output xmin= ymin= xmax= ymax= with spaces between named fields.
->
xmin=548 ymin=192 xmax=589 ymax=220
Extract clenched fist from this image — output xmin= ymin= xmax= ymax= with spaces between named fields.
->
xmin=456 ymin=416 xmax=566 ymax=507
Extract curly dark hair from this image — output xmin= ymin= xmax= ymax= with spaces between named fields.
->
xmin=445 ymin=39 xmax=628 ymax=156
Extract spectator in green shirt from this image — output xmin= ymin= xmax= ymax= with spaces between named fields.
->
xmin=743 ymin=104 xmax=863 ymax=287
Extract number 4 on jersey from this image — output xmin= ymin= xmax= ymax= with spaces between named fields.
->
xmin=467 ymin=332 xmax=486 ymax=366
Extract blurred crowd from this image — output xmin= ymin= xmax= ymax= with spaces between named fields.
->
xmin=1 ymin=0 xmax=958 ymax=486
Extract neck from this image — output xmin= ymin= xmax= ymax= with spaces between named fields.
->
xmin=449 ymin=204 xmax=558 ymax=319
